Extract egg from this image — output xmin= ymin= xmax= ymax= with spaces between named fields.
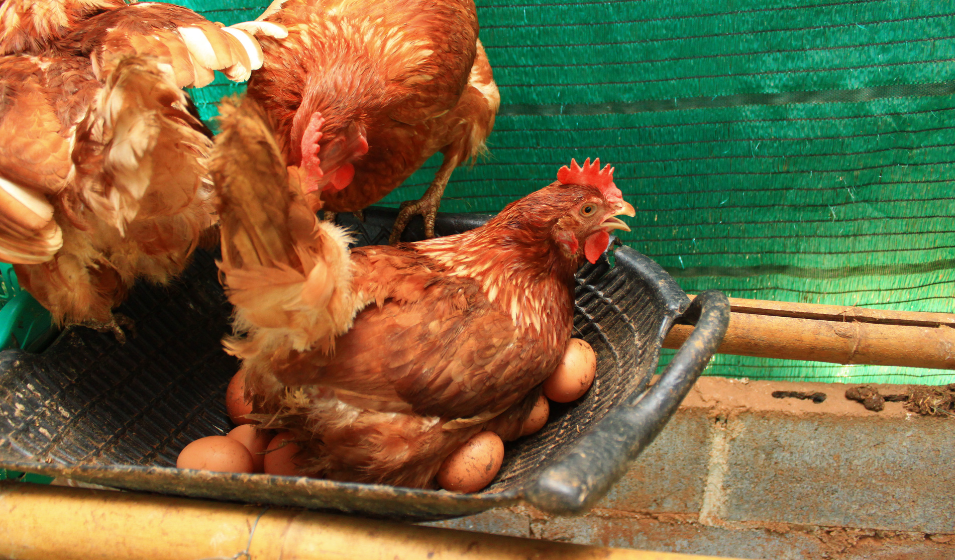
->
xmin=227 ymin=425 xmax=272 ymax=473
xmin=436 ymin=431 xmax=504 ymax=493
xmin=263 ymin=431 xmax=306 ymax=477
xmin=225 ymin=370 xmax=253 ymax=425
xmin=521 ymin=393 xmax=550 ymax=436
xmin=176 ymin=435 xmax=255 ymax=473
xmin=543 ymin=338 xmax=597 ymax=403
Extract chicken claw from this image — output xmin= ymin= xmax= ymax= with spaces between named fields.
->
xmin=389 ymin=154 xmax=459 ymax=244
xmin=73 ymin=313 xmax=136 ymax=344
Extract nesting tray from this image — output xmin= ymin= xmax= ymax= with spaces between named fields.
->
xmin=0 ymin=208 xmax=729 ymax=520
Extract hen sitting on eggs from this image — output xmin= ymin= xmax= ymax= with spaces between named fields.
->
xmin=183 ymin=335 xmax=598 ymax=493
xmin=176 ymin=93 xmax=625 ymax=492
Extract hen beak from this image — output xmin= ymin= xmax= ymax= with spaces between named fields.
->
xmin=601 ymin=200 xmax=636 ymax=232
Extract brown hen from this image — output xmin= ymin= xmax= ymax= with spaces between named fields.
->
xmin=246 ymin=0 xmax=499 ymax=243
xmin=212 ymin=96 xmax=635 ymax=489
xmin=0 ymin=1 xmax=285 ymax=337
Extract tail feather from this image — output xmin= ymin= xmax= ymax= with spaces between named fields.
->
xmin=78 ymin=4 xmax=286 ymax=89
xmin=212 ymin=96 xmax=303 ymax=273
xmin=71 ymin=56 xmax=214 ymax=236
xmin=212 ymin=96 xmax=358 ymax=367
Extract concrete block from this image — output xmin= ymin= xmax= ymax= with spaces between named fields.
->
xmin=597 ymin=408 xmax=713 ymax=514
xmin=721 ymin=412 xmax=955 ymax=534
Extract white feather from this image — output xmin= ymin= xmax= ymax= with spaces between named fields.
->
xmin=177 ymin=27 xmax=220 ymax=69
xmin=188 ymin=54 xmax=216 ymax=87
xmin=0 ymin=176 xmax=54 ymax=221
xmin=222 ymin=27 xmax=262 ymax=71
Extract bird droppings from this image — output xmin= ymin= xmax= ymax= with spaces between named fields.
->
xmin=772 ymin=390 xmax=826 ymax=404
xmin=846 ymin=384 xmax=955 ymax=416
xmin=845 ymin=385 xmax=903 ymax=412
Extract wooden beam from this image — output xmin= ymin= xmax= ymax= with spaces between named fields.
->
xmin=0 ymin=481 xmax=745 ymax=560
xmin=664 ymin=296 xmax=955 ymax=369
xmin=718 ymin=297 xmax=955 ymax=328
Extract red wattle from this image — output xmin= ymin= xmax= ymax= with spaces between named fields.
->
xmin=584 ymin=231 xmax=610 ymax=264
xmin=323 ymin=163 xmax=355 ymax=193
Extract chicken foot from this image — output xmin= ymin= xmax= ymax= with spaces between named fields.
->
xmin=389 ymin=153 xmax=459 ymax=244
xmin=72 ymin=313 xmax=136 ymax=344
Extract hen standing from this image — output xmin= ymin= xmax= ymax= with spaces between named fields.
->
xmin=0 ymin=0 xmax=285 ymax=338
xmin=212 ymin=96 xmax=635 ymax=488
xmin=246 ymin=0 xmax=499 ymax=243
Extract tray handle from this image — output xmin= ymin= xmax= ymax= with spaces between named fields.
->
xmin=524 ymin=289 xmax=730 ymax=514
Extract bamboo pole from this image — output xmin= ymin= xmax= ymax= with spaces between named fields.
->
xmin=663 ymin=297 xmax=955 ymax=369
xmin=0 ymin=481 xmax=742 ymax=560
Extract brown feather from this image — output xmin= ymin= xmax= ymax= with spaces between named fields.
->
xmin=60 ymin=2 xmax=276 ymax=89
xmin=73 ymin=58 xmax=213 ymax=233
xmin=213 ymin=96 xmax=359 ymax=402
xmin=0 ymin=0 xmax=126 ymax=55
xmin=0 ymin=0 xmax=283 ymax=327
xmin=246 ymin=0 xmax=498 ymax=214
xmin=0 ymin=56 xmax=82 ymax=195
xmin=0 ymin=53 xmax=214 ymax=326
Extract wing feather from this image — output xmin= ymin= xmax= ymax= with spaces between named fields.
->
xmin=270 ymin=246 xmax=561 ymax=422
xmin=72 ymin=57 xmax=213 ymax=234
xmin=65 ymin=3 xmax=282 ymax=89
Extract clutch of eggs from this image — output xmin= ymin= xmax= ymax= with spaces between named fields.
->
xmin=435 ymin=337 xmax=597 ymax=493
xmin=177 ymin=338 xmax=597 ymax=493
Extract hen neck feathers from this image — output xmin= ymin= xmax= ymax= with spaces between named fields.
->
xmin=414 ymin=224 xmax=578 ymax=335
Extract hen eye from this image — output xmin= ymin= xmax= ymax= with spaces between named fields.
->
xmin=580 ymin=204 xmax=596 ymax=216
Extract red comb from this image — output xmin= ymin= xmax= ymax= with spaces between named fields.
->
xmin=556 ymin=158 xmax=622 ymax=201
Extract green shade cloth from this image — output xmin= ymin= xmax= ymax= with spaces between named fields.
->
xmin=181 ymin=0 xmax=955 ymax=384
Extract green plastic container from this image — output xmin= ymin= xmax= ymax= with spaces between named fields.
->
xmin=0 ymin=264 xmax=56 ymax=354
xmin=0 ymin=468 xmax=54 ymax=485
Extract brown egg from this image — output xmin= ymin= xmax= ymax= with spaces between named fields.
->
xmin=226 ymin=370 xmax=253 ymax=425
xmin=543 ymin=338 xmax=597 ymax=403
xmin=176 ymin=435 xmax=255 ymax=473
xmin=227 ymin=425 xmax=272 ymax=473
xmin=263 ymin=431 xmax=305 ymax=477
xmin=436 ymin=431 xmax=504 ymax=493
xmin=521 ymin=394 xmax=550 ymax=437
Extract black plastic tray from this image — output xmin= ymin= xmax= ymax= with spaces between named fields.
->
xmin=0 ymin=208 xmax=729 ymax=520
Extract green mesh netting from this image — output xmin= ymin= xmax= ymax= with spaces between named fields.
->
xmin=181 ymin=0 xmax=955 ymax=385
